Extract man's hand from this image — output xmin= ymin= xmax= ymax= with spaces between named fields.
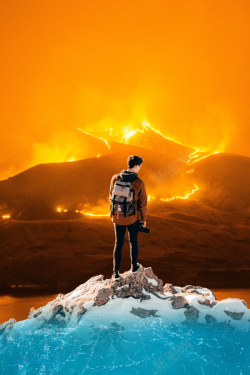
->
xmin=140 ymin=221 xmax=146 ymax=227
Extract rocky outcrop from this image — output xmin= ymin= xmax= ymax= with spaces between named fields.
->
xmin=224 ymin=310 xmax=245 ymax=320
xmin=0 ymin=318 xmax=17 ymax=334
xmin=0 ymin=266 xmax=249 ymax=335
xmin=130 ymin=307 xmax=160 ymax=319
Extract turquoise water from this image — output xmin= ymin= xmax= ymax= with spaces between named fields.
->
xmin=0 ymin=320 xmax=249 ymax=375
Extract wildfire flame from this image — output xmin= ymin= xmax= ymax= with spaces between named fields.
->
xmin=160 ymin=185 xmax=199 ymax=201
xmin=54 ymin=122 xmax=211 ymax=217
xmin=76 ymin=121 xmax=221 ymax=169
xmin=2 ymin=214 xmax=10 ymax=219
xmin=124 ymin=130 xmax=136 ymax=143
xmin=77 ymin=127 xmax=110 ymax=149
xmin=57 ymin=207 xmax=68 ymax=213
xmin=82 ymin=213 xmax=110 ymax=217
xmin=141 ymin=122 xmax=204 ymax=150
xmin=55 ymin=186 xmax=199 ymax=217
xmin=189 ymin=151 xmax=220 ymax=165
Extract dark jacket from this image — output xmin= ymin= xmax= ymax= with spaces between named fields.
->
xmin=109 ymin=169 xmax=147 ymax=225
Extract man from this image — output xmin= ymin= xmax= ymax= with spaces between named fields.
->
xmin=109 ymin=155 xmax=147 ymax=280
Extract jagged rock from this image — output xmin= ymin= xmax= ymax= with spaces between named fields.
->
xmin=0 ymin=318 xmax=17 ymax=334
xmin=28 ymin=307 xmax=35 ymax=317
xmin=241 ymin=300 xmax=248 ymax=308
xmin=130 ymin=307 xmax=160 ymax=319
xmin=1 ymin=265 xmax=249 ymax=333
xmin=184 ymin=306 xmax=200 ymax=324
xmin=169 ymin=295 xmax=189 ymax=309
xmin=205 ymin=314 xmax=218 ymax=326
xmin=198 ymin=299 xmax=210 ymax=307
xmin=163 ymin=283 xmax=179 ymax=294
xmin=140 ymin=293 xmax=151 ymax=302
xmin=198 ymin=299 xmax=218 ymax=308
xmin=224 ymin=311 xmax=244 ymax=320
xmin=182 ymin=285 xmax=203 ymax=295
xmin=182 ymin=285 xmax=217 ymax=300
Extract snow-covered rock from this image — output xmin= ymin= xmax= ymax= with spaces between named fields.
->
xmin=0 ymin=266 xmax=249 ymax=335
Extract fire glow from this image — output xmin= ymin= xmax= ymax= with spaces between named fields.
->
xmin=190 ymin=151 xmax=220 ymax=165
xmin=55 ymin=123 xmax=205 ymax=217
xmin=82 ymin=213 xmax=110 ymax=217
xmin=55 ymin=187 xmax=199 ymax=217
xmin=2 ymin=214 xmax=10 ymax=219
xmin=160 ymin=185 xmax=199 ymax=201
xmin=76 ymin=122 xmax=220 ymax=167
xmin=77 ymin=127 xmax=110 ymax=149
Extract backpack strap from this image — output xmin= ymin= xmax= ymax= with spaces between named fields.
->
xmin=123 ymin=197 xmax=127 ymax=217
xmin=116 ymin=195 xmax=122 ymax=219
xmin=112 ymin=195 xmax=116 ymax=215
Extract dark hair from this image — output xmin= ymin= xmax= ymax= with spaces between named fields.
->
xmin=127 ymin=155 xmax=144 ymax=168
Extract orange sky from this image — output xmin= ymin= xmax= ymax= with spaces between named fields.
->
xmin=0 ymin=0 xmax=250 ymax=180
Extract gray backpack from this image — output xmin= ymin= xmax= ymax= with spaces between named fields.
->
xmin=110 ymin=175 xmax=137 ymax=218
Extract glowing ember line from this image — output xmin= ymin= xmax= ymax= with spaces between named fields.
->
xmin=77 ymin=128 xmax=110 ymax=149
xmin=142 ymin=122 xmax=203 ymax=151
xmin=187 ymin=150 xmax=206 ymax=164
xmin=189 ymin=150 xmax=203 ymax=157
xmin=2 ymin=214 xmax=10 ymax=219
xmin=120 ymin=129 xmax=139 ymax=143
xmin=55 ymin=185 xmax=199 ymax=218
xmin=124 ymin=130 xmax=136 ymax=143
xmin=57 ymin=208 xmax=109 ymax=216
xmin=190 ymin=151 xmax=219 ymax=165
xmin=82 ymin=213 xmax=110 ymax=217
xmin=160 ymin=185 xmax=199 ymax=201
xmin=57 ymin=207 xmax=67 ymax=213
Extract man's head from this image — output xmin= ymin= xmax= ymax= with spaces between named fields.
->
xmin=127 ymin=155 xmax=144 ymax=173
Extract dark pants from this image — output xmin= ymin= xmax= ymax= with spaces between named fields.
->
xmin=113 ymin=219 xmax=140 ymax=272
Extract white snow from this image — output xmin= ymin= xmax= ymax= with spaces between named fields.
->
xmin=146 ymin=277 xmax=158 ymax=286
xmin=78 ymin=291 xmax=187 ymax=329
xmin=163 ymin=292 xmax=173 ymax=297
xmin=5 ymin=290 xmax=250 ymax=335
xmin=83 ymin=301 xmax=95 ymax=310
xmin=3 ymin=277 xmax=250 ymax=335
xmin=67 ymin=290 xmax=82 ymax=299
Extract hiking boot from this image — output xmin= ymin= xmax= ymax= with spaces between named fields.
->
xmin=111 ymin=271 xmax=123 ymax=280
xmin=132 ymin=263 xmax=141 ymax=273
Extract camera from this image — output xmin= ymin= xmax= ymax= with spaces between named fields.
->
xmin=138 ymin=221 xmax=150 ymax=234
